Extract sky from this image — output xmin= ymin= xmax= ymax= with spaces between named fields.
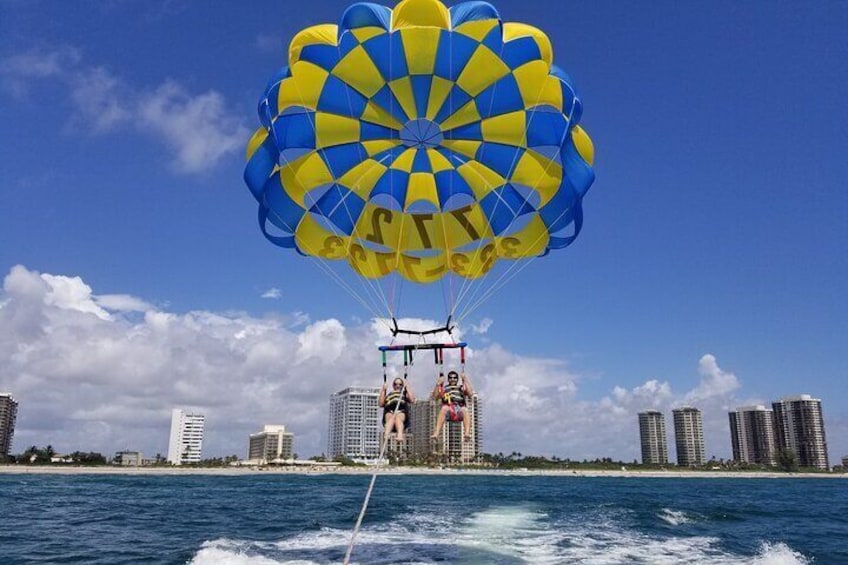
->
xmin=0 ymin=0 xmax=846 ymax=463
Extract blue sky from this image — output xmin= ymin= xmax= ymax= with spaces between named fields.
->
xmin=1 ymin=0 xmax=846 ymax=462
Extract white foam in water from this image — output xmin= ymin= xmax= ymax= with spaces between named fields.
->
xmin=751 ymin=542 xmax=811 ymax=565
xmin=190 ymin=539 xmax=292 ymax=565
xmin=188 ymin=507 xmax=812 ymax=565
xmin=658 ymin=508 xmax=694 ymax=526
xmin=455 ymin=506 xmax=564 ymax=563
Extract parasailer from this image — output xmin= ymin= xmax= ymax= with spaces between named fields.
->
xmin=431 ymin=370 xmax=474 ymax=441
xmin=243 ymin=1 xmax=596 ymax=560
xmin=379 ymin=377 xmax=415 ymax=442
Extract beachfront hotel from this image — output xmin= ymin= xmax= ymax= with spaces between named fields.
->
xmin=0 ymin=393 xmax=18 ymax=460
xmin=248 ymin=425 xmax=294 ymax=464
xmin=327 ymin=387 xmax=381 ymax=463
xmin=409 ymin=394 xmax=482 ymax=465
xmin=672 ymin=407 xmax=705 ymax=467
xmin=638 ymin=410 xmax=668 ymax=465
xmin=728 ymin=405 xmax=777 ymax=466
xmin=167 ymin=409 xmax=205 ymax=465
xmin=772 ymin=395 xmax=829 ymax=469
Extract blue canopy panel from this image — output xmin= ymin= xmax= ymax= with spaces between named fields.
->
xmin=361 ymin=32 xmax=409 ymax=81
xmin=244 ymin=133 xmax=279 ymax=202
xmin=433 ymin=31 xmax=480 ymax=83
xmin=309 ymin=184 xmax=367 ymax=235
xmin=434 ymin=169 xmax=475 ymax=210
xmin=433 ymin=85 xmax=474 ymax=124
xmin=479 ymin=183 xmax=536 ymax=236
xmin=501 ymin=36 xmax=542 ymax=70
xmin=551 ymin=65 xmax=583 ymax=123
xmin=449 ymin=1 xmax=501 ymax=27
xmin=369 ymin=168 xmax=411 ymax=211
xmin=526 ymin=109 xmax=568 ymax=150
xmin=339 ymin=2 xmax=392 ymax=34
xmin=316 ymin=75 xmax=369 ymax=117
xmin=258 ymin=66 xmax=291 ymax=129
xmin=319 ymin=143 xmax=368 ymax=178
xmin=271 ymin=112 xmax=317 ymax=151
xmin=474 ymin=142 xmax=524 ymax=179
xmin=370 ymin=84 xmax=412 ymax=125
xmin=538 ymin=136 xmax=594 ymax=252
xmin=474 ymin=74 xmax=524 ymax=119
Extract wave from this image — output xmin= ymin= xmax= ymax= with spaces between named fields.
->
xmin=189 ymin=506 xmax=811 ymax=564
xmin=658 ymin=507 xmax=695 ymax=526
xmin=751 ymin=542 xmax=811 ymax=565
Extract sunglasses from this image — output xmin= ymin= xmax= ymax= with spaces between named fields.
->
xmin=393 ymin=382 xmax=403 ymax=387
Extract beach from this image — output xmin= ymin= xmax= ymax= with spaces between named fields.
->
xmin=2 ymin=464 xmax=843 ymax=479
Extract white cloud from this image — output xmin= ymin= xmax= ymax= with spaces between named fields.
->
xmin=470 ymin=317 xmax=493 ymax=335
xmin=138 ymin=81 xmax=249 ymax=173
xmin=94 ymin=294 xmax=153 ymax=312
xmin=2 ymin=265 xmax=843 ymax=464
xmin=0 ymin=48 xmax=246 ymax=173
xmin=0 ymin=47 xmax=81 ymax=82
xmin=686 ymin=354 xmax=741 ymax=402
xmin=261 ymin=288 xmax=282 ymax=299
xmin=39 ymin=272 xmax=112 ymax=320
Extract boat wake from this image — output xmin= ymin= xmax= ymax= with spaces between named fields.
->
xmin=189 ymin=505 xmax=811 ymax=564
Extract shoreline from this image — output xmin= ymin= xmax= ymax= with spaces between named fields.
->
xmin=1 ymin=464 xmax=844 ymax=479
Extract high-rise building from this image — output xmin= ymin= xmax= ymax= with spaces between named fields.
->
xmin=728 ymin=405 xmax=777 ymax=466
xmin=167 ymin=409 xmax=205 ymax=465
xmin=0 ymin=393 xmax=18 ymax=460
xmin=638 ymin=410 xmax=668 ymax=465
xmin=248 ymin=425 xmax=294 ymax=463
xmin=772 ymin=395 xmax=829 ymax=469
xmin=410 ymin=394 xmax=481 ymax=465
xmin=327 ymin=387 xmax=381 ymax=463
xmin=672 ymin=407 xmax=705 ymax=466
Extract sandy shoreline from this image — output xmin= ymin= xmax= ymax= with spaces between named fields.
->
xmin=1 ymin=465 xmax=844 ymax=479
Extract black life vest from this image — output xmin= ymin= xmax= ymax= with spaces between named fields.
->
xmin=441 ymin=384 xmax=465 ymax=406
xmin=384 ymin=390 xmax=407 ymax=411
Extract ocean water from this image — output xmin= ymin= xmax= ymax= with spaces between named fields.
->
xmin=1 ymin=473 xmax=846 ymax=564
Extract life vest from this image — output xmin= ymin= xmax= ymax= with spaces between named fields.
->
xmin=440 ymin=384 xmax=465 ymax=406
xmin=384 ymin=390 xmax=407 ymax=411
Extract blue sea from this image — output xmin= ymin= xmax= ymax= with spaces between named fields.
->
xmin=1 ymin=473 xmax=846 ymax=564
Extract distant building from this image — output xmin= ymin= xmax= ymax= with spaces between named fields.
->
xmin=672 ymin=407 xmax=705 ymax=466
xmin=410 ymin=394 xmax=482 ymax=465
xmin=638 ymin=410 xmax=668 ymax=465
xmin=842 ymin=455 xmax=848 ymax=469
xmin=327 ymin=387 xmax=381 ymax=463
xmin=728 ymin=405 xmax=777 ymax=466
xmin=167 ymin=409 xmax=205 ymax=465
xmin=248 ymin=425 xmax=294 ymax=463
xmin=0 ymin=393 xmax=18 ymax=459
xmin=114 ymin=451 xmax=144 ymax=466
xmin=772 ymin=395 xmax=829 ymax=469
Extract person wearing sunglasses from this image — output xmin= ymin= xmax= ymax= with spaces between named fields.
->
xmin=378 ymin=377 xmax=415 ymax=442
xmin=430 ymin=370 xmax=473 ymax=442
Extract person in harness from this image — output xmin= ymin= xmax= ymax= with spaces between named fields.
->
xmin=430 ymin=370 xmax=474 ymax=442
xmin=379 ymin=377 xmax=415 ymax=442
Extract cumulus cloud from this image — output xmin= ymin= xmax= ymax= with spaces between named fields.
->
xmin=0 ymin=48 xmax=247 ymax=173
xmin=2 ymin=265 xmax=841 ymax=464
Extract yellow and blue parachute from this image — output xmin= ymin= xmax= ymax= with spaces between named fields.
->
xmin=244 ymin=0 xmax=595 ymax=286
